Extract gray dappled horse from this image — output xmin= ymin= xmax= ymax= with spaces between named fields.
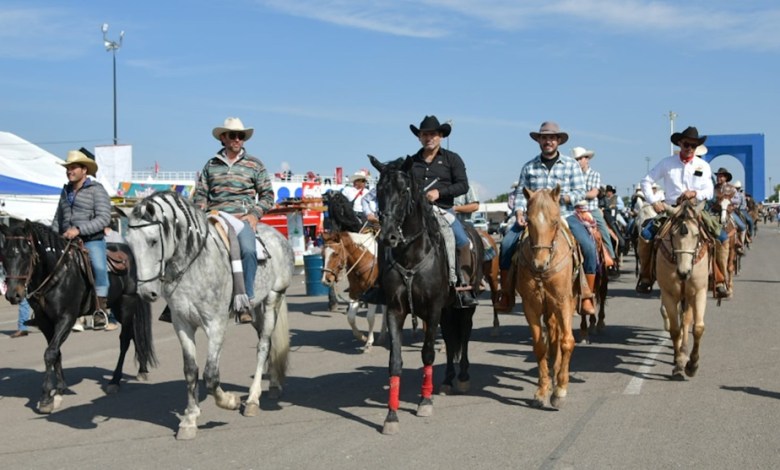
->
xmin=120 ymin=191 xmax=293 ymax=440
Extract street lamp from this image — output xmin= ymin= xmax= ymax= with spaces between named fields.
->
xmin=102 ymin=23 xmax=124 ymax=146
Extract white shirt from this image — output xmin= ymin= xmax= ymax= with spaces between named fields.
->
xmin=341 ymin=185 xmax=368 ymax=213
xmin=641 ymin=156 xmax=713 ymax=205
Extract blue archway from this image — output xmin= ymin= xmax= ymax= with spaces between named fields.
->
xmin=700 ymin=133 xmax=765 ymax=198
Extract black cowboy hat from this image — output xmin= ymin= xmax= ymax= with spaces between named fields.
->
xmin=671 ymin=126 xmax=707 ymax=146
xmin=605 ymin=185 xmax=616 ymax=193
xmin=714 ymin=167 xmax=733 ymax=182
xmin=410 ymin=115 xmax=452 ymax=138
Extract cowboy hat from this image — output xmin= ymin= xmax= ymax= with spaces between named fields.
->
xmin=733 ymin=180 xmax=743 ymax=189
xmin=212 ymin=117 xmax=254 ymax=141
xmin=714 ymin=167 xmax=733 ymax=182
xmin=570 ymin=146 xmax=595 ymax=160
xmin=671 ymin=126 xmax=706 ymax=147
xmin=695 ymin=145 xmax=708 ymax=157
xmin=410 ymin=115 xmax=451 ymax=138
xmin=349 ymin=170 xmax=369 ymax=183
xmin=605 ymin=185 xmax=616 ymax=193
xmin=530 ymin=121 xmax=569 ymax=145
xmin=58 ymin=150 xmax=97 ymax=176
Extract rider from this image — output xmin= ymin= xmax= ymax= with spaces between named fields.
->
xmin=193 ymin=117 xmax=274 ymax=323
xmin=572 ymin=146 xmax=616 ymax=264
xmin=341 ymin=170 xmax=370 ymax=225
xmin=51 ymin=149 xmax=112 ymax=330
xmin=637 ymin=126 xmax=728 ymax=298
xmin=732 ymin=181 xmax=755 ymax=240
xmin=495 ymin=121 xmax=597 ymax=315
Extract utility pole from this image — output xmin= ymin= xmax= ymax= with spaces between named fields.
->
xmin=666 ymin=110 xmax=677 ymax=155
xmin=102 ymin=24 xmax=124 ymax=145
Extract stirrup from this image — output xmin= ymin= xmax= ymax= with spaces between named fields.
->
xmin=92 ymin=310 xmax=109 ymax=330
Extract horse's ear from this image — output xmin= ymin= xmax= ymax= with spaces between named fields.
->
xmin=368 ymin=155 xmax=385 ymax=173
xmin=551 ymin=184 xmax=561 ymax=202
xmin=522 ymin=186 xmax=533 ymax=200
xmin=400 ymin=156 xmax=414 ymax=172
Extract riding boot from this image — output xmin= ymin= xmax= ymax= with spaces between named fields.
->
xmin=360 ymin=283 xmax=386 ymax=305
xmin=238 ymin=306 xmax=254 ymax=324
xmin=581 ymin=274 xmax=596 ymax=315
xmin=714 ymin=240 xmax=729 ymax=298
xmin=494 ymin=269 xmax=515 ymax=313
xmin=93 ymin=296 xmax=109 ymax=330
xmin=636 ymin=237 xmax=654 ymax=294
xmin=457 ymin=245 xmax=478 ymax=307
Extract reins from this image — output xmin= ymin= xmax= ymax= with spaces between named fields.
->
xmin=4 ymin=233 xmax=81 ymax=299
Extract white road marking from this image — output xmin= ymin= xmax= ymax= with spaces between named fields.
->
xmin=623 ymin=338 xmax=668 ymax=395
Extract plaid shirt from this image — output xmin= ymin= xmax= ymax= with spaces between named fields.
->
xmin=512 ymin=153 xmax=586 ymax=218
xmin=582 ymin=167 xmax=601 ymax=211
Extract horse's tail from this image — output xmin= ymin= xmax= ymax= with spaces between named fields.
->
xmin=132 ymin=295 xmax=158 ymax=369
xmin=270 ymin=293 xmax=290 ymax=384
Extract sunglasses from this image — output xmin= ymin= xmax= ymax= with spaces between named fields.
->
xmin=225 ymin=131 xmax=246 ymax=141
xmin=680 ymin=141 xmax=698 ymax=149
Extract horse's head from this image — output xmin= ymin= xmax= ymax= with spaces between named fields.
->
xmin=668 ymin=200 xmax=704 ymax=280
xmin=715 ymin=184 xmax=736 ymax=225
xmin=321 ymin=232 xmax=346 ymax=286
xmin=0 ymin=221 xmax=37 ymax=305
xmin=326 ymin=191 xmax=363 ymax=233
xmin=524 ymin=185 xmax=562 ymax=271
xmin=369 ymin=154 xmax=424 ymax=248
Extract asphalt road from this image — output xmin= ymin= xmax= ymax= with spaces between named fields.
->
xmin=1 ymin=226 xmax=779 ymax=470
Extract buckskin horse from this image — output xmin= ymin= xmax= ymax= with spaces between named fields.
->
xmin=655 ymin=200 xmax=710 ymax=379
xmin=368 ymin=155 xmax=483 ymax=434
xmin=0 ymin=221 xmax=156 ymax=413
xmin=510 ymin=186 xmax=576 ymax=409
xmin=120 ymin=191 xmax=293 ymax=440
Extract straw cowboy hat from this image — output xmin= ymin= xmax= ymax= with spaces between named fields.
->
xmin=714 ymin=167 xmax=733 ymax=182
xmin=349 ymin=170 xmax=369 ymax=183
xmin=570 ymin=146 xmax=595 ymax=160
xmin=410 ymin=115 xmax=451 ymax=138
xmin=671 ymin=126 xmax=706 ymax=147
xmin=59 ymin=150 xmax=98 ymax=176
xmin=530 ymin=121 xmax=569 ymax=145
xmin=695 ymin=145 xmax=708 ymax=157
xmin=212 ymin=117 xmax=254 ymax=141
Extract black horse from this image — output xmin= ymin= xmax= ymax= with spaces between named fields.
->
xmin=324 ymin=190 xmax=364 ymax=233
xmin=368 ymin=155 xmax=483 ymax=435
xmin=0 ymin=221 xmax=156 ymax=413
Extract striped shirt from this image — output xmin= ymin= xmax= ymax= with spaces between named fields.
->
xmin=512 ymin=153 xmax=586 ymax=218
xmin=582 ymin=167 xmax=601 ymax=211
xmin=193 ymin=149 xmax=274 ymax=219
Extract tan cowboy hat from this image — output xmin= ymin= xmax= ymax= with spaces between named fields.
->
xmin=349 ymin=170 xmax=369 ymax=183
xmin=212 ymin=117 xmax=254 ymax=141
xmin=570 ymin=146 xmax=594 ymax=160
xmin=58 ymin=150 xmax=97 ymax=176
xmin=530 ymin=121 xmax=569 ymax=145
xmin=695 ymin=144 xmax=708 ymax=157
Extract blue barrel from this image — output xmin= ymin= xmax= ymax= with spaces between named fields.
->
xmin=303 ymin=254 xmax=330 ymax=296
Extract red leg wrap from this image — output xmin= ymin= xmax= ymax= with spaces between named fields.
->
xmin=421 ymin=365 xmax=433 ymax=399
xmin=388 ymin=376 xmax=400 ymax=411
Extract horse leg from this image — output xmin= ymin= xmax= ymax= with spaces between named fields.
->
xmin=107 ymin=318 xmax=132 ymax=394
xmin=174 ymin=321 xmax=202 ymax=440
xmin=456 ymin=307 xmax=475 ymax=394
xmin=551 ymin=303 xmax=576 ymax=409
xmin=416 ymin=313 xmax=438 ymax=418
xmin=686 ymin=289 xmax=707 ymax=377
xmin=38 ymin=322 xmax=71 ymax=413
xmin=526 ymin=310 xmax=550 ymax=408
xmin=662 ymin=294 xmax=686 ymax=380
xmin=382 ymin=311 xmax=404 ymax=435
xmin=246 ymin=301 xmax=276 ymax=417
xmin=578 ymin=313 xmax=589 ymax=344
xmin=439 ymin=308 xmax=457 ymax=395
xmin=364 ymin=303 xmax=378 ymax=351
xmin=266 ymin=292 xmax=290 ymax=400
xmin=346 ymin=300 xmax=366 ymax=343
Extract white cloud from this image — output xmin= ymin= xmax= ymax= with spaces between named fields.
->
xmin=0 ymin=6 xmax=94 ymax=59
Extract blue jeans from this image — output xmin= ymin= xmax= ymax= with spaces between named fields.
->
xmin=450 ymin=213 xmax=469 ymax=248
xmin=85 ymin=239 xmax=109 ymax=297
xmin=18 ymin=298 xmax=31 ymax=332
xmin=731 ymin=212 xmax=746 ymax=232
xmin=641 ymin=217 xmax=728 ymax=243
xmin=237 ymin=221 xmax=257 ymax=299
xmin=499 ymin=215 xmax=598 ymax=273
xmin=591 ymin=209 xmax=616 ymax=259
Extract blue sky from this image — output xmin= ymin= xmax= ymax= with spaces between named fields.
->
xmin=1 ymin=0 xmax=778 ymax=200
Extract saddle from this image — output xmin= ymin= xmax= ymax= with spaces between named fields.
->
xmin=207 ymin=211 xmax=269 ymax=261
xmin=106 ymin=247 xmax=130 ymax=275
xmin=574 ymin=209 xmax=614 ymax=268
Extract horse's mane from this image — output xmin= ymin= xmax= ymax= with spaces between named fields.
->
xmin=381 ymin=157 xmax=440 ymax=243
xmin=325 ymin=191 xmax=363 ymax=233
xmin=132 ymin=191 xmax=208 ymax=252
xmin=26 ymin=221 xmax=69 ymax=253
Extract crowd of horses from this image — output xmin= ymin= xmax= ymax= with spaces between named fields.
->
xmin=0 ymin=155 xmax=759 ymax=438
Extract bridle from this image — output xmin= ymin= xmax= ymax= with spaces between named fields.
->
xmin=322 ymin=231 xmax=380 ymax=282
xmin=3 ymin=233 xmax=78 ymax=299
xmin=377 ymin=171 xmax=424 ymax=248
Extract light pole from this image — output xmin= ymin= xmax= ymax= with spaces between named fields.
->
xmin=102 ymin=24 xmax=124 ymax=146
xmin=645 ymin=156 xmax=651 ymax=173
xmin=666 ymin=110 xmax=677 ymax=155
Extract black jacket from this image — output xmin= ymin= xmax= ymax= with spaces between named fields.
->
xmin=409 ymin=148 xmax=469 ymax=210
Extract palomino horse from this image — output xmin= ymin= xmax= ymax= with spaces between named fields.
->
xmin=368 ymin=155 xmax=484 ymax=434
xmin=321 ymin=230 xmax=385 ymax=351
xmin=121 ymin=191 xmax=293 ymax=440
xmin=655 ymin=200 xmax=710 ymax=379
xmin=512 ymin=186 xmax=576 ymax=409
xmin=0 ymin=221 xmax=156 ymax=413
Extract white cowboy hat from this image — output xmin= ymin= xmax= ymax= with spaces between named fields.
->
xmin=733 ymin=180 xmax=743 ymax=189
xmin=58 ymin=150 xmax=97 ymax=176
xmin=212 ymin=117 xmax=254 ymax=141
xmin=570 ymin=146 xmax=595 ymax=160
xmin=695 ymin=145 xmax=708 ymax=157
xmin=349 ymin=170 xmax=369 ymax=183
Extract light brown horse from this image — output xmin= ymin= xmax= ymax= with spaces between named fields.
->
xmin=321 ymin=231 xmax=384 ymax=351
xmin=475 ymin=229 xmax=503 ymax=337
xmin=656 ymin=200 xmax=710 ymax=379
xmin=512 ymin=186 xmax=576 ymax=408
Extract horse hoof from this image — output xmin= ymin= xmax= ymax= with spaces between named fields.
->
xmin=578 ymin=336 xmax=590 ymax=345
xmin=268 ymin=386 xmax=282 ymax=400
xmin=550 ymin=394 xmax=566 ymax=409
xmin=531 ymin=397 xmax=546 ymax=409
xmin=382 ymin=421 xmax=400 ymax=435
xmin=438 ymin=384 xmax=453 ymax=395
xmin=137 ymin=372 xmax=149 ymax=382
xmin=176 ymin=426 xmax=198 ymax=440
xmin=416 ymin=401 xmax=434 ymax=417
xmin=671 ymin=369 xmax=686 ymax=381
xmin=217 ymin=392 xmax=241 ymax=410
xmin=243 ymin=402 xmax=260 ymax=417
xmin=38 ymin=400 xmax=55 ymax=414
xmin=456 ymin=380 xmax=470 ymax=394
xmin=685 ymin=362 xmax=699 ymax=377
xmin=105 ymin=383 xmax=120 ymax=395
xmin=361 ymin=344 xmax=372 ymax=353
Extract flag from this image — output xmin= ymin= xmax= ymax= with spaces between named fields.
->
xmin=154 ymin=161 xmax=160 ymax=175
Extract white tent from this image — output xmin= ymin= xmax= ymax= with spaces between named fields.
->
xmin=0 ymin=132 xmax=65 ymax=223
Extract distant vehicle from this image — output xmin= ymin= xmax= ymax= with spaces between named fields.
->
xmin=487 ymin=220 xmax=500 ymax=235
xmin=470 ymin=217 xmax=489 ymax=232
